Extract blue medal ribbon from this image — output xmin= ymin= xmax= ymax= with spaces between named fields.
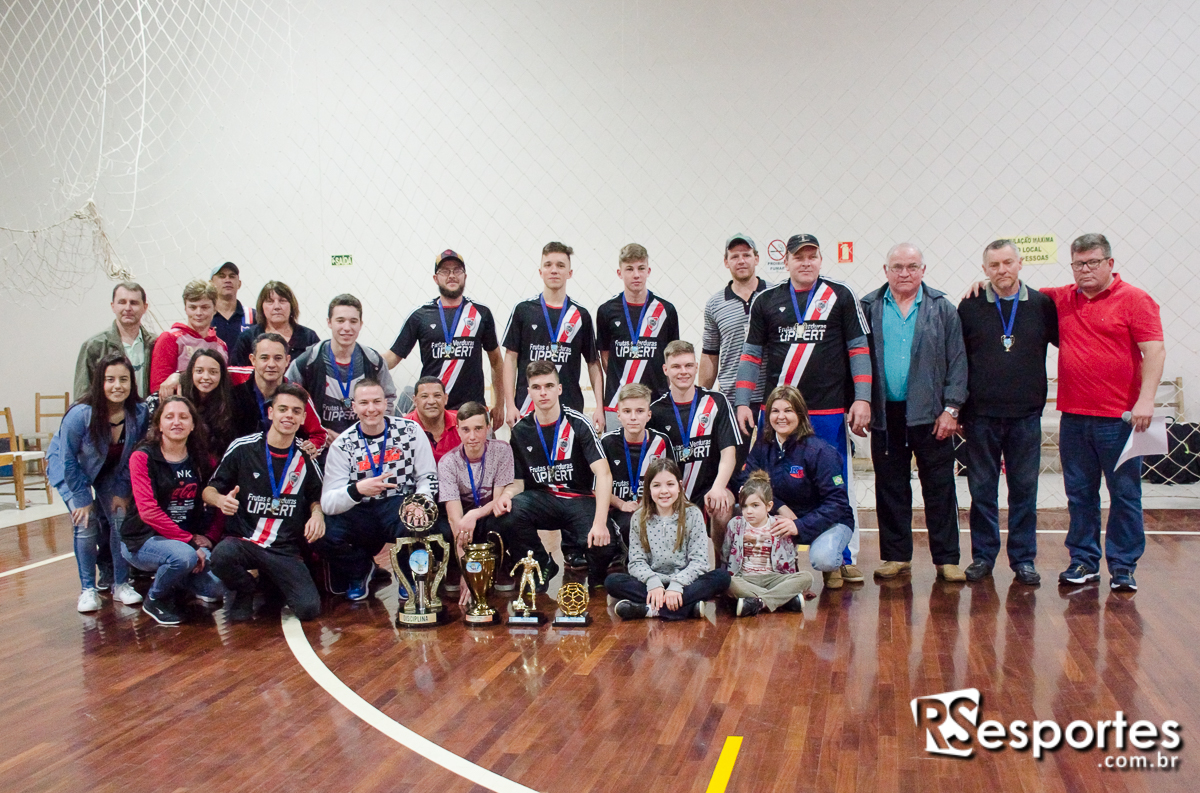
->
xmin=670 ymin=392 xmax=700 ymax=461
xmin=358 ymin=418 xmax=389 ymax=478
xmin=622 ymin=436 xmax=643 ymax=498
xmin=540 ymin=295 xmax=572 ymax=354
xmin=463 ymin=443 xmax=488 ymax=508
xmin=265 ymin=436 xmax=297 ymax=512
xmin=621 ymin=294 xmax=648 ymax=346
xmin=327 ymin=344 xmax=354 ymax=406
xmin=996 ymin=291 xmax=1018 ymax=351
xmin=535 ymin=414 xmax=565 ymax=484
xmin=437 ymin=301 xmax=465 ymax=347
xmin=789 ymin=278 xmax=822 ymax=326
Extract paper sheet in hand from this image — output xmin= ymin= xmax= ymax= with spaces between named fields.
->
xmin=1115 ymin=416 xmax=1169 ymax=471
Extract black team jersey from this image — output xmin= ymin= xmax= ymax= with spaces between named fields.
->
xmin=595 ymin=292 xmax=680 ymax=409
xmin=741 ymin=278 xmax=870 ymax=412
xmin=208 ymin=433 xmax=323 ymax=555
xmin=502 ymin=296 xmax=597 ymax=415
xmin=510 ymin=407 xmax=604 ymax=498
xmin=648 ymin=387 xmax=741 ymax=501
xmin=599 ymin=427 xmax=674 ymax=502
xmin=390 ymin=298 xmax=499 ymax=409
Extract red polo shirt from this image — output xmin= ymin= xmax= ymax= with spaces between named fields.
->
xmin=405 ymin=408 xmax=460 ymax=462
xmin=1041 ymin=274 xmax=1162 ymax=418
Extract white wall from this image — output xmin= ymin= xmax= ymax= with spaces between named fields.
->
xmin=3 ymin=0 xmax=1198 ymax=431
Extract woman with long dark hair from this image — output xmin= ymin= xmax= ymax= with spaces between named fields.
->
xmin=147 ymin=348 xmax=236 ymax=456
xmin=121 ymin=396 xmax=225 ymax=625
xmin=731 ymin=385 xmax=855 ymax=591
xmin=48 ymin=353 xmax=149 ymax=612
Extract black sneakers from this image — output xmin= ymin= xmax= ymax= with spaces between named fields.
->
xmin=1012 ymin=562 xmax=1041 ymax=586
xmin=1058 ymin=563 xmax=1100 ymax=585
xmin=227 ymin=591 xmax=254 ymax=622
xmin=614 ymin=599 xmax=649 ymax=620
xmin=142 ymin=596 xmax=183 ymax=626
xmin=964 ymin=561 xmax=993 ymax=582
xmin=780 ymin=594 xmax=805 ymax=613
xmin=735 ymin=597 xmax=764 ymax=617
xmin=1110 ymin=569 xmax=1138 ymax=591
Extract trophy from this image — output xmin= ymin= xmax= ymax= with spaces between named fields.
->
xmin=553 ymin=581 xmax=592 ymax=626
xmin=507 ymin=551 xmax=547 ymax=626
xmin=461 ymin=531 xmax=505 ymax=627
xmin=390 ymin=493 xmax=450 ymax=627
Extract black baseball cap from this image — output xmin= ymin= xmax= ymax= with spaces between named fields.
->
xmin=434 ymin=249 xmax=465 ymax=273
xmin=211 ymin=261 xmax=239 ymax=278
xmin=786 ymin=234 xmax=820 ymax=253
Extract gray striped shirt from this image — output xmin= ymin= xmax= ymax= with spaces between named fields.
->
xmin=702 ymin=278 xmax=773 ymax=403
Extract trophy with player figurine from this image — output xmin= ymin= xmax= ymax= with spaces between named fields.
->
xmin=390 ymin=493 xmax=451 ymax=627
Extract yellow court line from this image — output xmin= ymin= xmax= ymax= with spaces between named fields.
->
xmin=707 ymin=736 xmax=743 ymax=793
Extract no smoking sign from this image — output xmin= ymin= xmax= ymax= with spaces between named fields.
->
xmin=767 ymin=239 xmax=786 ymax=261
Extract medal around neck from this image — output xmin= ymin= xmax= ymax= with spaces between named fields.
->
xmin=462 ymin=531 xmax=505 ymax=627
xmin=507 ymin=551 xmax=548 ymax=626
xmin=553 ymin=581 xmax=591 ymax=626
xmin=390 ymin=493 xmax=451 ymax=627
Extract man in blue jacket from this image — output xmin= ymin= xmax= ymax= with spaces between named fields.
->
xmin=861 ymin=243 xmax=968 ymax=582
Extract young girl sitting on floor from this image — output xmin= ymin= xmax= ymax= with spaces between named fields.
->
xmin=722 ymin=470 xmax=812 ymax=617
xmin=605 ymin=458 xmax=731 ymax=620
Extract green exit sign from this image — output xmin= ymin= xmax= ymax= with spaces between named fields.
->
xmin=331 ymin=254 xmax=353 ymax=267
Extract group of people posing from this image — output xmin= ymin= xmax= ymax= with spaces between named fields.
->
xmin=49 ymin=230 xmax=1164 ymax=625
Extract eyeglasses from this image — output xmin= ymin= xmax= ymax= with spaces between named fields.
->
xmin=437 ymin=267 xmax=465 ymax=276
xmin=887 ymin=264 xmax=923 ymax=274
xmin=1070 ymin=258 xmax=1110 ymax=271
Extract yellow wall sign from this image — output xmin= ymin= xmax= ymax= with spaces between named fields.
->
xmin=1004 ymin=235 xmax=1057 ymax=264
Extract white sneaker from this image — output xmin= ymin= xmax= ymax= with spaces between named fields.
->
xmin=113 ymin=583 xmax=144 ymax=606
xmin=77 ymin=588 xmax=102 ymax=612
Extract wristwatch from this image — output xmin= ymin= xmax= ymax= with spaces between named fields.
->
xmin=943 ymin=406 xmax=960 ymax=419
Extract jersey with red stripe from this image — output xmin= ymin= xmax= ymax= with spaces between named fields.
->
xmin=502 ymin=297 xmax=597 ymax=415
xmin=600 ymin=428 xmax=675 ymax=502
xmin=648 ymin=388 xmax=741 ymax=501
xmin=596 ymin=292 xmax=680 ymax=408
xmin=744 ymin=278 xmax=869 ymax=411
xmin=390 ymin=298 xmax=499 ymax=409
xmin=208 ymin=433 xmax=323 ymax=555
xmin=511 ymin=407 xmax=604 ymax=498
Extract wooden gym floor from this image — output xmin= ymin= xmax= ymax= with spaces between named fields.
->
xmin=0 ymin=511 xmax=1196 ymax=792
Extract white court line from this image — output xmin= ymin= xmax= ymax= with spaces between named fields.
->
xmin=0 ymin=552 xmax=74 ymax=579
xmin=280 ymin=611 xmax=539 ymax=793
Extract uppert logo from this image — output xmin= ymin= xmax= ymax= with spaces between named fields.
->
xmin=911 ymin=689 xmax=1183 ymax=770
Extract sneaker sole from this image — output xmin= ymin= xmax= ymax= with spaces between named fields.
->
xmin=1059 ymin=572 xmax=1100 ymax=585
xmin=142 ymin=605 xmax=182 ymax=626
xmin=1110 ymin=581 xmax=1138 ymax=592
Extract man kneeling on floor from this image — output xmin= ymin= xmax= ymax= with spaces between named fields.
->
xmin=493 ymin=361 xmax=613 ymax=588
xmin=318 ymin=378 xmax=440 ymax=601
xmin=204 ymin=383 xmax=325 ymax=621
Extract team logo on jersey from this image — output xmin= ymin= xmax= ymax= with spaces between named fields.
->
xmin=430 ymin=323 xmax=437 ymax=328
xmin=789 ymin=465 xmax=805 ymax=479
xmin=779 ymin=306 xmax=787 ymax=312
xmin=566 ymin=322 xmax=576 ymax=334
xmin=289 ymin=472 xmax=301 ymax=485
xmin=558 ymin=437 xmax=569 ymax=452
xmin=815 ymin=300 xmax=829 ymax=312
xmin=531 ymin=324 xmax=538 ymax=329
xmin=527 ymin=446 xmax=533 ymax=452
xmin=464 ymin=318 xmax=475 ymax=331
xmin=646 ymin=316 xmax=659 ymax=330
xmin=615 ymin=321 xmax=622 ymax=327
xmin=698 ymin=414 xmax=710 ymax=428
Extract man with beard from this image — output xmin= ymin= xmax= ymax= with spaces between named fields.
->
xmin=385 ymin=250 xmax=504 ymax=428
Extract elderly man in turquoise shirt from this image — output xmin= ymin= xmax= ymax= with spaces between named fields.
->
xmin=861 ymin=243 xmax=968 ymax=583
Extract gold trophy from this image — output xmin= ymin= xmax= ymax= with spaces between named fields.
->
xmin=461 ymin=531 xmax=505 ymax=627
xmin=553 ymin=581 xmax=592 ymax=626
xmin=390 ymin=493 xmax=450 ymax=627
xmin=506 ymin=551 xmax=547 ymax=626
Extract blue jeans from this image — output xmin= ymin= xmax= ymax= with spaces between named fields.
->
xmin=121 ymin=536 xmax=227 ymax=601
xmin=60 ymin=473 xmax=130 ymax=591
xmin=808 ymin=411 xmax=858 ymax=567
xmin=808 ymin=523 xmax=853 ymax=571
xmin=965 ymin=415 xmax=1041 ymax=568
xmin=1060 ymin=413 xmax=1144 ymax=573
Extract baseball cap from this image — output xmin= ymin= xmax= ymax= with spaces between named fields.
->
xmin=786 ymin=234 xmax=820 ymax=253
xmin=210 ymin=261 xmax=239 ymax=278
xmin=725 ymin=233 xmax=756 ymax=252
xmin=434 ymin=249 xmax=466 ymax=273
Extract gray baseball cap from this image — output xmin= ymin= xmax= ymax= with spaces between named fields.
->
xmin=725 ymin=233 xmax=757 ymax=252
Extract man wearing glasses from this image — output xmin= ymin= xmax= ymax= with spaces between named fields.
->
xmin=1044 ymin=233 xmax=1164 ymax=592
xmin=861 ymin=243 xmax=968 ymax=583
xmin=385 ymin=250 xmax=505 ymax=428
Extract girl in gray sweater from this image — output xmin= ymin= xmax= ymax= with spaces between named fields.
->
xmin=604 ymin=458 xmax=731 ymax=620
